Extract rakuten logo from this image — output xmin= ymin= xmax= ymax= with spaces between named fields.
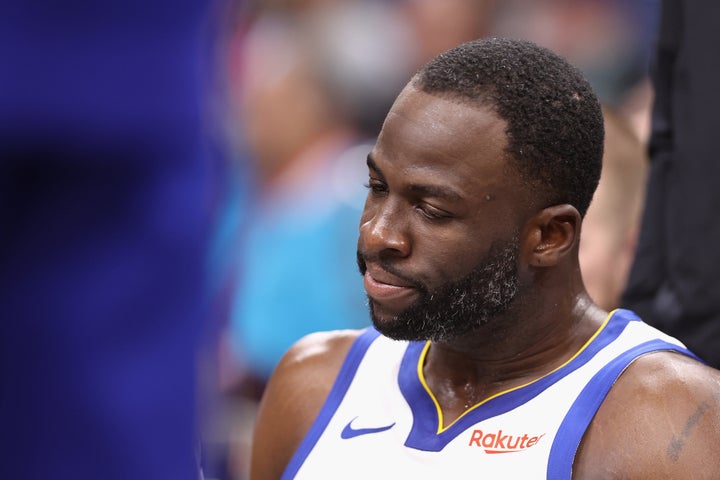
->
xmin=468 ymin=429 xmax=546 ymax=454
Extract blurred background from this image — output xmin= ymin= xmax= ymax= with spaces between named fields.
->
xmin=1 ymin=0 xmax=659 ymax=479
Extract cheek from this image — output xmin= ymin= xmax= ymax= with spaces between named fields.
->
xmin=413 ymin=231 xmax=482 ymax=281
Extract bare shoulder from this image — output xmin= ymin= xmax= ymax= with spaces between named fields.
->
xmin=249 ymin=329 xmax=364 ymax=480
xmin=574 ymin=351 xmax=720 ymax=479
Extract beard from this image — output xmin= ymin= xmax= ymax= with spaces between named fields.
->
xmin=358 ymin=237 xmax=521 ymax=342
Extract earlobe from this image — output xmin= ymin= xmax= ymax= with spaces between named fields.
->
xmin=524 ymin=204 xmax=580 ymax=267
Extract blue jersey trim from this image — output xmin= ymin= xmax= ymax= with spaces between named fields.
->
xmin=546 ymin=340 xmax=699 ymax=479
xmin=281 ymin=327 xmax=381 ymax=479
xmin=400 ymin=310 xmax=639 ymax=451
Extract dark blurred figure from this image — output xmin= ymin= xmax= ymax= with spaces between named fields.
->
xmin=622 ymin=0 xmax=720 ymax=368
xmin=0 ymin=1 xmax=227 ymax=479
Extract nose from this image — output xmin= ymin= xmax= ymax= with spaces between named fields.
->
xmin=359 ymin=199 xmax=411 ymax=260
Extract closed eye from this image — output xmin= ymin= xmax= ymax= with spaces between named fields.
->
xmin=364 ymin=179 xmax=388 ymax=195
xmin=416 ymin=203 xmax=452 ymax=220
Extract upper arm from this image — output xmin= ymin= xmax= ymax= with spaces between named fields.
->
xmin=573 ymin=352 xmax=720 ymax=479
xmin=249 ymin=329 xmax=360 ymax=480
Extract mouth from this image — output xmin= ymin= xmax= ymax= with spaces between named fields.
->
xmin=362 ymin=265 xmax=418 ymax=313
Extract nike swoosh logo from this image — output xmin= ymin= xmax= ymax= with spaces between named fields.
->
xmin=341 ymin=416 xmax=396 ymax=439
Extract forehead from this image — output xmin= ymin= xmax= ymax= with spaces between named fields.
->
xmin=372 ymin=86 xmax=512 ymax=191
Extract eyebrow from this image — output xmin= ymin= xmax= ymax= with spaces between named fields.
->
xmin=366 ymin=153 xmax=382 ymax=175
xmin=366 ymin=153 xmax=463 ymax=202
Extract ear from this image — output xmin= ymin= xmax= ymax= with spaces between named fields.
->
xmin=522 ymin=204 xmax=581 ymax=267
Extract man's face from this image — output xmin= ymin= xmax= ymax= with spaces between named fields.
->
xmin=356 ymin=85 xmax=527 ymax=342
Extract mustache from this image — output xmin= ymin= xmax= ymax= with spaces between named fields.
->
xmin=356 ymin=251 xmax=426 ymax=292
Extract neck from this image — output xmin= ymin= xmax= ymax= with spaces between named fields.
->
xmin=423 ymin=291 xmax=607 ymax=427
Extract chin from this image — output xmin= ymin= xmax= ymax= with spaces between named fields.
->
xmin=369 ymin=308 xmax=427 ymax=342
xmin=368 ymin=301 xmax=394 ymax=327
xmin=368 ymin=304 xmax=407 ymax=338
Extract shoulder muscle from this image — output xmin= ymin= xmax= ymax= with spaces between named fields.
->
xmin=574 ymin=352 xmax=720 ymax=479
xmin=249 ymin=329 xmax=363 ymax=479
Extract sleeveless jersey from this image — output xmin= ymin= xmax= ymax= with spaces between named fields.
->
xmin=282 ymin=309 xmax=698 ymax=479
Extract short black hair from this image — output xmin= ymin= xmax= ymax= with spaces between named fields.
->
xmin=413 ymin=37 xmax=604 ymax=217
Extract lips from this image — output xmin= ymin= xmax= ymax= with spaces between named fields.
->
xmin=363 ymin=266 xmax=418 ymax=312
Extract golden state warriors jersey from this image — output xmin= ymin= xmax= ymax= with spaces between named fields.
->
xmin=282 ymin=309 xmax=697 ymax=479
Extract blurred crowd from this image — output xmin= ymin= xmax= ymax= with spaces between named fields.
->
xmin=203 ymin=0 xmax=659 ymax=478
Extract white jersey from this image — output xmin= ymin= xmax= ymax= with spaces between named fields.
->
xmin=283 ymin=309 xmax=697 ymax=479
